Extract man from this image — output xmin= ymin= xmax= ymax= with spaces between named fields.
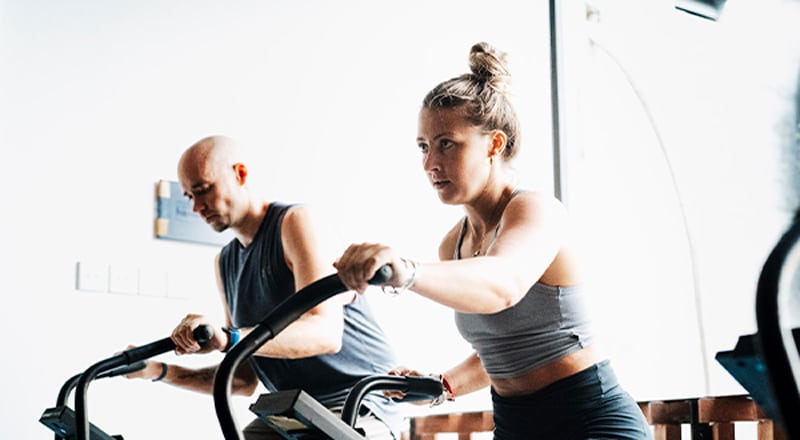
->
xmin=128 ymin=135 xmax=400 ymax=439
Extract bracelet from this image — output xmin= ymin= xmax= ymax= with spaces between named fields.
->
xmin=441 ymin=374 xmax=455 ymax=401
xmin=381 ymin=258 xmax=419 ymax=296
xmin=152 ymin=362 xmax=168 ymax=382
xmin=430 ymin=374 xmax=455 ymax=407
xmin=222 ymin=327 xmax=240 ymax=352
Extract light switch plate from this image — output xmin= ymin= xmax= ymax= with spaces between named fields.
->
xmin=109 ymin=265 xmax=139 ymax=295
xmin=76 ymin=261 xmax=109 ymax=292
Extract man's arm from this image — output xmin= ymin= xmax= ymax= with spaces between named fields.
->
xmin=170 ymin=205 xmax=349 ymax=360
xmin=245 ymin=204 xmax=352 ymax=358
xmin=127 ymin=360 xmax=259 ymax=396
xmin=134 ymin=254 xmax=259 ymax=396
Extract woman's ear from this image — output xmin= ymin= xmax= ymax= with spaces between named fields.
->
xmin=233 ymin=162 xmax=248 ymax=185
xmin=489 ymin=130 xmax=508 ymax=158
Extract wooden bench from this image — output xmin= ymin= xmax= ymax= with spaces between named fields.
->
xmin=403 ymin=395 xmax=786 ymax=439
xmin=640 ymin=395 xmax=786 ymax=440
xmin=404 ymin=410 xmax=493 ymax=440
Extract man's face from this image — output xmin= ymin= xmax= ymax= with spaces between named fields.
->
xmin=178 ymin=155 xmax=238 ymax=232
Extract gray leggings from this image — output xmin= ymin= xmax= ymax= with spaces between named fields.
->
xmin=491 ymin=360 xmax=653 ymax=440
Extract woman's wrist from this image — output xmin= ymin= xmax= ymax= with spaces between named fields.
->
xmin=430 ymin=373 xmax=456 ymax=407
xmin=382 ymin=258 xmax=420 ymax=296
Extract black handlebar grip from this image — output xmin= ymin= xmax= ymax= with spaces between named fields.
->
xmin=193 ymin=324 xmax=214 ymax=347
xmin=401 ymin=375 xmax=445 ymax=402
xmin=368 ymin=264 xmax=393 ymax=285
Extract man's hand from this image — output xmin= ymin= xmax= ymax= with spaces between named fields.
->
xmin=171 ymin=313 xmax=227 ymax=354
xmin=119 ymin=345 xmax=162 ymax=381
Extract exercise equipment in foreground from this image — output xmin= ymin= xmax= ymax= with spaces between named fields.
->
xmin=39 ymin=325 xmax=213 ymax=440
xmin=213 ymin=265 xmax=445 ymax=439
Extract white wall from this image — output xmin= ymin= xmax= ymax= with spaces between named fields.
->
xmin=561 ymin=0 xmax=800 ymax=401
xmin=3 ymin=1 xmax=800 ymax=439
xmin=0 ymin=1 xmax=552 ymax=438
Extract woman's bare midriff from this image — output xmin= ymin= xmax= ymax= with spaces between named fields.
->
xmin=490 ymin=345 xmax=602 ymax=397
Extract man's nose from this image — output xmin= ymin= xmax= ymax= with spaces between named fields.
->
xmin=192 ymin=198 xmax=205 ymax=214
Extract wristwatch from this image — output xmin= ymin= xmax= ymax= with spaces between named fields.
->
xmin=222 ymin=327 xmax=241 ymax=352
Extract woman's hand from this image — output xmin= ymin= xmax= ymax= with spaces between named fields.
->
xmin=334 ymin=242 xmax=412 ymax=293
xmin=383 ymin=366 xmax=429 ymax=402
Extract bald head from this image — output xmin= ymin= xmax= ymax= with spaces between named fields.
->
xmin=178 ymin=135 xmax=251 ymax=232
xmin=178 ymin=135 xmax=238 ymax=177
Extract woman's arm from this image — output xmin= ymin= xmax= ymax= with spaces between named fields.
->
xmin=441 ymin=352 xmax=491 ymax=398
xmin=337 ymin=191 xmax=581 ymax=314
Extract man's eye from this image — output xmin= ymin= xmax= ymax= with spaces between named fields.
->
xmin=418 ymin=143 xmax=429 ymax=154
xmin=439 ymin=139 xmax=454 ymax=150
xmin=196 ymin=185 xmax=213 ymax=196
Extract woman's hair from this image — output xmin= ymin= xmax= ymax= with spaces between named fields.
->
xmin=422 ymin=42 xmax=521 ymax=160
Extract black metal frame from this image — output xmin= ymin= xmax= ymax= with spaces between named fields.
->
xmin=213 ymin=267 xmax=392 ymax=440
xmin=41 ymin=326 xmax=212 ymax=440
xmin=755 ymin=212 xmax=800 ymax=438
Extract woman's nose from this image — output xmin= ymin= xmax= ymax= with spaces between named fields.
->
xmin=422 ymin=151 xmax=439 ymax=172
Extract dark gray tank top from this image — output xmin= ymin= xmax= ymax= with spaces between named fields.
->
xmin=452 ymin=212 xmax=595 ymax=379
xmin=218 ymin=202 xmax=400 ymax=427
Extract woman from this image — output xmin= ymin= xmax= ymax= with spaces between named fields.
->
xmin=335 ymin=42 xmax=652 ymax=439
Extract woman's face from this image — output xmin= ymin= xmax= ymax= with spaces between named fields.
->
xmin=417 ymin=106 xmax=494 ymax=205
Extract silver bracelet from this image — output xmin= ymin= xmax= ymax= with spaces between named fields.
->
xmin=429 ymin=374 xmax=455 ymax=407
xmin=381 ymin=258 xmax=419 ymax=296
xmin=429 ymin=392 xmax=447 ymax=407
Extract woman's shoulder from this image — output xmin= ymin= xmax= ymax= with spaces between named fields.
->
xmin=507 ymin=189 xmax=567 ymax=215
xmin=438 ymin=217 xmax=468 ymax=261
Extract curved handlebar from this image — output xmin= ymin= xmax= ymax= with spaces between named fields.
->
xmin=213 ymin=266 xmax=393 ymax=440
xmin=72 ymin=324 xmax=213 ymax=440
xmin=340 ymin=375 xmax=444 ymax=428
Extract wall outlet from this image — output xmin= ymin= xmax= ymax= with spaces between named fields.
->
xmin=76 ymin=261 xmax=109 ymax=292
xmin=109 ymin=264 xmax=139 ymax=295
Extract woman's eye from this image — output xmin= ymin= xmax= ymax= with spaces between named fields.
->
xmin=418 ymin=143 xmax=429 ymax=154
xmin=439 ymin=139 xmax=454 ymax=150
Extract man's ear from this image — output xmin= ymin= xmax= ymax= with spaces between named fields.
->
xmin=233 ymin=162 xmax=248 ymax=185
xmin=489 ymin=130 xmax=508 ymax=158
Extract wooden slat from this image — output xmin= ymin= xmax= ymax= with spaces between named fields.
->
xmin=759 ymin=419 xmax=788 ymax=440
xmin=697 ymin=395 xmax=764 ymax=422
xmin=653 ymin=423 xmax=682 ymax=440
xmin=711 ymin=422 xmax=735 ymax=440
xmin=647 ymin=399 xmax=693 ymax=424
xmin=407 ymin=396 xmax=788 ymax=440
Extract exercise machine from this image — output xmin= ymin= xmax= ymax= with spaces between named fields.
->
xmin=39 ymin=325 xmax=212 ymax=440
xmin=755 ymin=211 xmax=800 ymax=437
xmin=248 ymin=374 xmax=442 ymax=439
xmin=41 ymin=265 xmax=443 ymax=439
xmin=213 ymin=265 xmax=445 ymax=439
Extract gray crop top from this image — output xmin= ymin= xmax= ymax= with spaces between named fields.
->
xmin=452 ymin=216 xmax=594 ymax=379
